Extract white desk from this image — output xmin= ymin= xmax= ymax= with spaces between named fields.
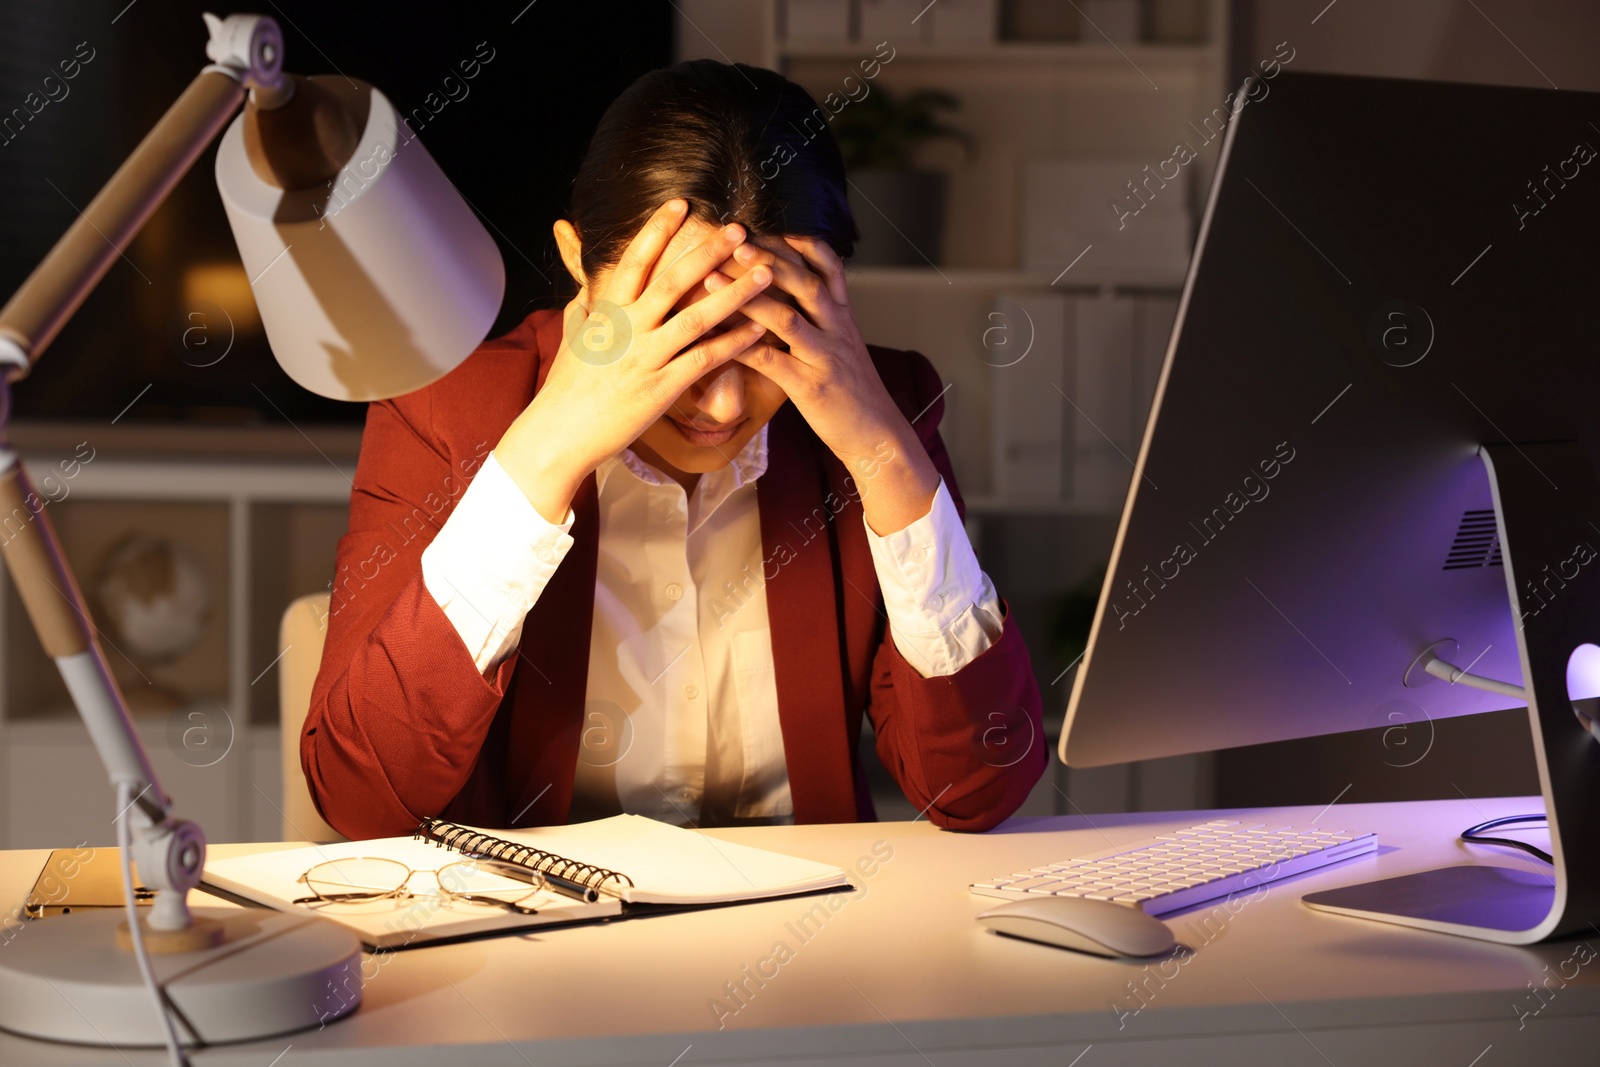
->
xmin=1 ymin=797 xmax=1594 ymax=1065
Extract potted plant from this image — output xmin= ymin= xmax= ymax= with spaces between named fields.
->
xmin=830 ymin=87 xmax=976 ymax=267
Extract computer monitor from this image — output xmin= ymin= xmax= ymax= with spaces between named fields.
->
xmin=1059 ymin=69 xmax=1600 ymax=944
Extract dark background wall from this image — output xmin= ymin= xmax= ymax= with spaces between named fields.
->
xmin=0 ymin=0 xmax=671 ymax=425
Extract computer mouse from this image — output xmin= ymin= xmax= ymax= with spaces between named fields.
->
xmin=976 ymin=896 xmax=1177 ymax=958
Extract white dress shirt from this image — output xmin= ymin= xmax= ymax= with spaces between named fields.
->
xmin=420 ymin=421 xmax=1004 ymax=826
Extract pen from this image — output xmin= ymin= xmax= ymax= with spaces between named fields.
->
xmin=468 ymin=854 xmax=600 ymax=903
xmin=541 ymin=872 xmax=601 ymax=904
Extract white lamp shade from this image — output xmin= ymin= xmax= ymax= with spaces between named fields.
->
xmin=215 ymin=76 xmax=505 ymax=401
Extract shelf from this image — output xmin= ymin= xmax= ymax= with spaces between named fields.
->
xmin=2 ymin=706 xmax=232 ymax=739
xmin=964 ymin=495 xmax=1120 ymax=517
xmin=777 ymin=40 xmax=1221 ymax=65
xmin=6 ymin=419 xmax=362 ymax=462
xmin=843 ymin=265 xmax=1187 ymax=291
xmin=17 ymin=456 xmax=354 ymax=503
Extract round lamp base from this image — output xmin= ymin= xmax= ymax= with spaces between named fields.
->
xmin=0 ymin=906 xmax=362 ymax=1047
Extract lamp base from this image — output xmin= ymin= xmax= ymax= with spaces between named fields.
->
xmin=0 ymin=906 xmax=362 ymax=1047
xmin=115 ymin=913 xmax=226 ymax=953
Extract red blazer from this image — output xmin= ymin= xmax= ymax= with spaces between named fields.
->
xmin=304 ymin=307 xmax=1047 ymax=839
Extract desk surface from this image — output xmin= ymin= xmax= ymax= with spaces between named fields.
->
xmin=1 ymin=797 xmax=1595 ymax=1065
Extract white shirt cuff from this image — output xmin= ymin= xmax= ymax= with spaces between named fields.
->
xmin=421 ymin=450 xmax=576 ymax=676
xmin=863 ymin=476 xmax=1005 ymax=679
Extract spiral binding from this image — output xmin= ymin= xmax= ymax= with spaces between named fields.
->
xmin=414 ymin=818 xmax=635 ymax=895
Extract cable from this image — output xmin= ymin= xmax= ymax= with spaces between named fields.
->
xmin=1459 ymin=813 xmax=1553 ymax=865
xmin=117 ymin=781 xmax=190 ymax=1067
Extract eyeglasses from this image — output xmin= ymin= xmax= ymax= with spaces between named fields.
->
xmin=293 ymin=857 xmax=547 ymax=915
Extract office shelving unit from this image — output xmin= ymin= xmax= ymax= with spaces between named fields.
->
xmin=764 ymin=0 xmax=1228 ymax=505
xmin=0 ymin=431 xmax=353 ymax=848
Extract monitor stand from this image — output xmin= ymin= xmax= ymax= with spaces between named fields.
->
xmin=1302 ymin=441 xmax=1600 ymax=944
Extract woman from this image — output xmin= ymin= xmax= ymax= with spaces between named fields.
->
xmin=304 ymin=59 xmax=1045 ymax=839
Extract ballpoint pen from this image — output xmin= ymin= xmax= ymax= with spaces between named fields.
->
xmin=465 ymin=854 xmax=600 ymax=904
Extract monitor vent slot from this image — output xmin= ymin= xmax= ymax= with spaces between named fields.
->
xmin=1444 ymin=509 xmax=1503 ymax=570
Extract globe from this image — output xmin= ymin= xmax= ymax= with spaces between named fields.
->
xmin=92 ymin=534 xmax=213 ymax=669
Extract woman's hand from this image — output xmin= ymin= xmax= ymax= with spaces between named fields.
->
xmin=707 ymin=236 xmax=942 ymax=533
xmin=495 ymin=199 xmax=773 ymax=523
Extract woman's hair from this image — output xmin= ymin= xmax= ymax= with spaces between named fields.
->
xmin=565 ymin=59 xmax=858 ymax=291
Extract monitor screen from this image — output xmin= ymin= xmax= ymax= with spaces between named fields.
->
xmin=1061 ymin=70 xmax=1600 ymax=769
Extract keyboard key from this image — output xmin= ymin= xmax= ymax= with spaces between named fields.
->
xmin=1007 ymin=877 xmax=1067 ymax=892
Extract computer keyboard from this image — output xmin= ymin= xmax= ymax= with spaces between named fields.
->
xmin=971 ymin=820 xmax=1377 ymax=916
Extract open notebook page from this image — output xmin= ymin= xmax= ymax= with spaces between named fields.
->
xmin=481 ymin=814 xmax=850 ymax=905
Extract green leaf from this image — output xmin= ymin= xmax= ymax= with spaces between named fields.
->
xmin=829 ymin=85 xmax=976 ymax=170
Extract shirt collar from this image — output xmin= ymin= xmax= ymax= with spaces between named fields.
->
xmin=596 ymin=419 xmax=770 ymax=498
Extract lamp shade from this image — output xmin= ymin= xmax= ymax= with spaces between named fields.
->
xmin=216 ymin=76 xmax=505 ymax=401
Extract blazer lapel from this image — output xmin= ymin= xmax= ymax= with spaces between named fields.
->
xmin=505 ymin=312 xmax=595 ymax=826
xmin=758 ymin=401 xmax=859 ymax=823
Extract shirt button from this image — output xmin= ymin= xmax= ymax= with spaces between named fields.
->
xmin=665 ymin=582 xmax=683 ymax=600
xmin=682 ymin=682 xmax=699 ymax=699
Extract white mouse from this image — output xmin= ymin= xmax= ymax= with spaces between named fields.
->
xmin=976 ymin=896 xmax=1177 ymax=958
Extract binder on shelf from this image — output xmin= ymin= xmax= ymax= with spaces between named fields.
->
xmin=985 ymin=292 xmax=1173 ymax=509
xmin=784 ymin=0 xmax=853 ymax=42
xmin=1071 ymin=293 xmax=1138 ymax=507
xmin=203 ymin=813 xmax=850 ymax=950
xmin=1077 ymin=0 xmax=1141 ymax=43
xmin=988 ymin=290 xmax=1069 ymax=500
xmin=928 ymin=0 xmax=999 ymax=43
xmin=860 ymin=0 xmax=929 ymax=43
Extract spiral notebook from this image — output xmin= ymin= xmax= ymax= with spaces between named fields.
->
xmin=201 ymin=814 xmax=850 ymax=949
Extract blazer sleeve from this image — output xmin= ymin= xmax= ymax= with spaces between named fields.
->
xmin=863 ymin=351 xmax=1049 ymax=832
xmin=302 ymin=392 xmax=520 ymax=840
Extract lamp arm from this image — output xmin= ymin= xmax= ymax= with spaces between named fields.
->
xmin=0 ymin=76 xmax=245 ymax=378
xmin=0 ymin=14 xmax=288 ymax=932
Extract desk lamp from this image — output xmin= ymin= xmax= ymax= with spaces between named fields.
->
xmin=0 ymin=11 xmax=504 ymax=1057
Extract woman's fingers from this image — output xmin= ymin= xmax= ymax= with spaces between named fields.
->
xmin=657 ymin=318 xmax=768 ymax=398
xmin=730 ymin=339 xmax=803 ymax=393
xmin=756 ymin=233 xmax=811 ymax=268
xmin=729 ymin=240 xmax=835 ymax=327
xmin=717 ymin=286 xmax=819 ymax=355
xmin=657 ymin=263 xmax=772 ymax=360
xmin=635 ymin=222 xmax=751 ymax=326
xmin=606 ymin=199 xmax=688 ymax=307
xmin=783 ymin=235 xmax=849 ymax=305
